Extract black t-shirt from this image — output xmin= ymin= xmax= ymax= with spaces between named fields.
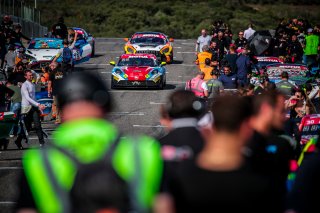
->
xmin=246 ymin=131 xmax=295 ymax=213
xmin=167 ymin=160 xmax=274 ymax=213
xmin=51 ymin=23 xmax=68 ymax=39
xmin=223 ymin=53 xmax=238 ymax=73
xmin=159 ymin=127 xmax=205 ymax=192
xmin=49 ymin=68 xmax=65 ymax=95
xmin=235 ymin=37 xmax=248 ymax=48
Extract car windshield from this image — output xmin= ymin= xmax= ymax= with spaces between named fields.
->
xmin=131 ymin=36 xmax=166 ymax=45
xmin=118 ymin=58 xmax=156 ymax=67
xmin=28 ymin=40 xmax=63 ymax=49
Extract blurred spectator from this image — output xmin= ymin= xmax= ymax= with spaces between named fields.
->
xmin=208 ymin=41 xmax=219 ymax=62
xmin=219 ymin=65 xmax=238 ymax=89
xmin=195 ymin=29 xmax=211 ymax=53
xmin=16 ymin=71 xmax=163 ymax=213
xmin=254 ymin=75 xmax=269 ymax=95
xmin=286 ymin=137 xmax=320 ymax=213
xmin=185 ymin=72 xmax=208 ymax=99
xmin=155 ymin=95 xmax=275 ymax=213
xmin=51 ymin=16 xmax=68 ymax=39
xmin=158 ymin=90 xmax=205 ymax=192
xmin=235 ymin=30 xmax=248 ymax=49
xmin=244 ymin=23 xmax=255 ymax=40
xmin=40 ymin=66 xmax=50 ymax=83
xmin=0 ymin=81 xmax=13 ymax=111
xmin=246 ymin=91 xmax=294 ymax=213
xmin=1 ymin=15 xmax=13 ymax=37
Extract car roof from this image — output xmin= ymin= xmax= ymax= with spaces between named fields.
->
xmin=120 ymin=54 xmax=157 ymax=59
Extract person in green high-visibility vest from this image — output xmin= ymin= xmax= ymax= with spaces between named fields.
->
xmin=15 ymin=71 xmax=163 ymax=213
xmin=303 ymin=28 xmax=319 ymax=67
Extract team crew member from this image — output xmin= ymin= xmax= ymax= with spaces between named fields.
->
xmin=200 ymin=58 xmax=214 ymax=81
xmin=16 ymin=72 xmax=163 ymax=213
xmin=195 ymin=29 xmax=211 ymax=53
xmin=276 ymin=71 xmax=296 ymax=98
xmin=185 ymin=72 xmax=208 ymax=99
xmin=52 ymin=32 xmax=78 ymax=75
xmin=51 ymin=16 xmax=68 ymax=39
xmin=20 ymin=70 xmax=46 ymax=148
xmin=195 ymin=45 xmax=213 ymax=69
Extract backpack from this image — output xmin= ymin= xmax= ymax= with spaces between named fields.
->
xmin=62 ymin=47 xmax=73 ymax=63
xmin=42 ymin=135 xmax=135 ymax=213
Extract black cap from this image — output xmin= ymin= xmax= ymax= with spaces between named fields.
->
xmin=57 ymin=72 xmax=111 ymax=112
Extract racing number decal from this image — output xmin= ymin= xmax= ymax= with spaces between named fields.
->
xmin=73 ymin=49 xmax=81 ymax=60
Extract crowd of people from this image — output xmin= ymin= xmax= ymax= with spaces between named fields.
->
xmin=0 ymin=14 xmax=319 ymax=213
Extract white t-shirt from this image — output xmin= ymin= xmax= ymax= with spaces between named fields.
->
xmin=21 ymin=80 xmax=38 ymax=107
xmin=196 ymin=35 xmax=211 ymax=52
xmin=244 ymin=27 xmax=255 ymax=40
xmin=201 ymin=82 xmax=208 ymax=91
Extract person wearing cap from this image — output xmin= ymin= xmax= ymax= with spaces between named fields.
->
xmin=206 ymin=70 xmax=224 ymax=107
xmin=275 ymin=71 xmax=297 ymax=98
xmin=303 ymin=28 xmax=319 ymax=67
xmin=51 ymin=16 xmax=68 ymax=39
xmin=52 ymin=32 xmax=78 ymax=75
xmin=15 ymin=71 xmax=163 ymax=213
xmin=185 ymin=71 xmax=209 ymax=99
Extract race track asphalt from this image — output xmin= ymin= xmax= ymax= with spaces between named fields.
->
xmin=0 ymin=37 xmax=199 ymax=211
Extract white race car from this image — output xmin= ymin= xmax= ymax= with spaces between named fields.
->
xmin=26 ymin=38 xmax=63 ymax=71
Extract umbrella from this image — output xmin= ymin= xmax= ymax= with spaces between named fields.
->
xmin=248 ymin=30 xmax=274 ymax=56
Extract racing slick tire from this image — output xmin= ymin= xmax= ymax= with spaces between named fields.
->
xmin=158 ymin=77 xmax=166 ymax=90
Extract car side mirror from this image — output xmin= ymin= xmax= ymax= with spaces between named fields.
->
xmin=123 ymin=38 xmax=129 ymax=42
xmin=169 ymin=38 xmax=174 ymax=42
xmin=110 ymin=61 xmax=116 ymax=66
xmin=160 ymin=62 xmax=166 ymax=66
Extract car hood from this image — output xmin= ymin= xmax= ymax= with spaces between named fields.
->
xmin=26 ymin=49 xmax=60 ymax=61
xmin=132 ymin=44 xmax=164 ymax=51
xmin=118 ymin=66 xmax=154 ymax=81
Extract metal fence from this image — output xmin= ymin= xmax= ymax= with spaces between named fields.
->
xmin=0 ymin=0 xmax=47 ymax=37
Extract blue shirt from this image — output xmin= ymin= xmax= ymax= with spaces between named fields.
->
xmin=236 ymin=54 xmax=250 ymax=79
xmin=219 ymin=74 xmax=238 ymax=89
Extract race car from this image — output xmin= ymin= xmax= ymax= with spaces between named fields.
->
xmin=70 ymin=27 xmax=95 ymax=57
xmin=299 ymin=114 xmax=320 ymax=147
xmin=110 ymin=54 xmax=167 ymax=89
xmin=26 ymin=36 xmax=92 ymax=70
xmin=265 ymin=63 xmax=311 ymax=85
xmin=26 ymin=38 xmax=63 ymax=71
xmin=123 ymin=32 xmax=174 ymax=63
xmin=252 ymin=56 xmax=283 ymax=75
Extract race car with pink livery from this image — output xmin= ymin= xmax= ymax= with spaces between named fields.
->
xmin=109 ymin=54 xmax=167 ymax=89
xmin=123 ymin=32 xmax=174 ymax=63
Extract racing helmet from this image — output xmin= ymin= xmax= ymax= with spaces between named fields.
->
xmin=57 ymin=72 xmax=112 ymax=113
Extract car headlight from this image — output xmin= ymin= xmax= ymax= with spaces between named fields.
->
xmin=125 ymin=46 xmax=136 ymax=54
xmin=115 ymin=69 xmax=123 ymax=75
xmin=160 ymin=46 xmax=171 ymax=54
